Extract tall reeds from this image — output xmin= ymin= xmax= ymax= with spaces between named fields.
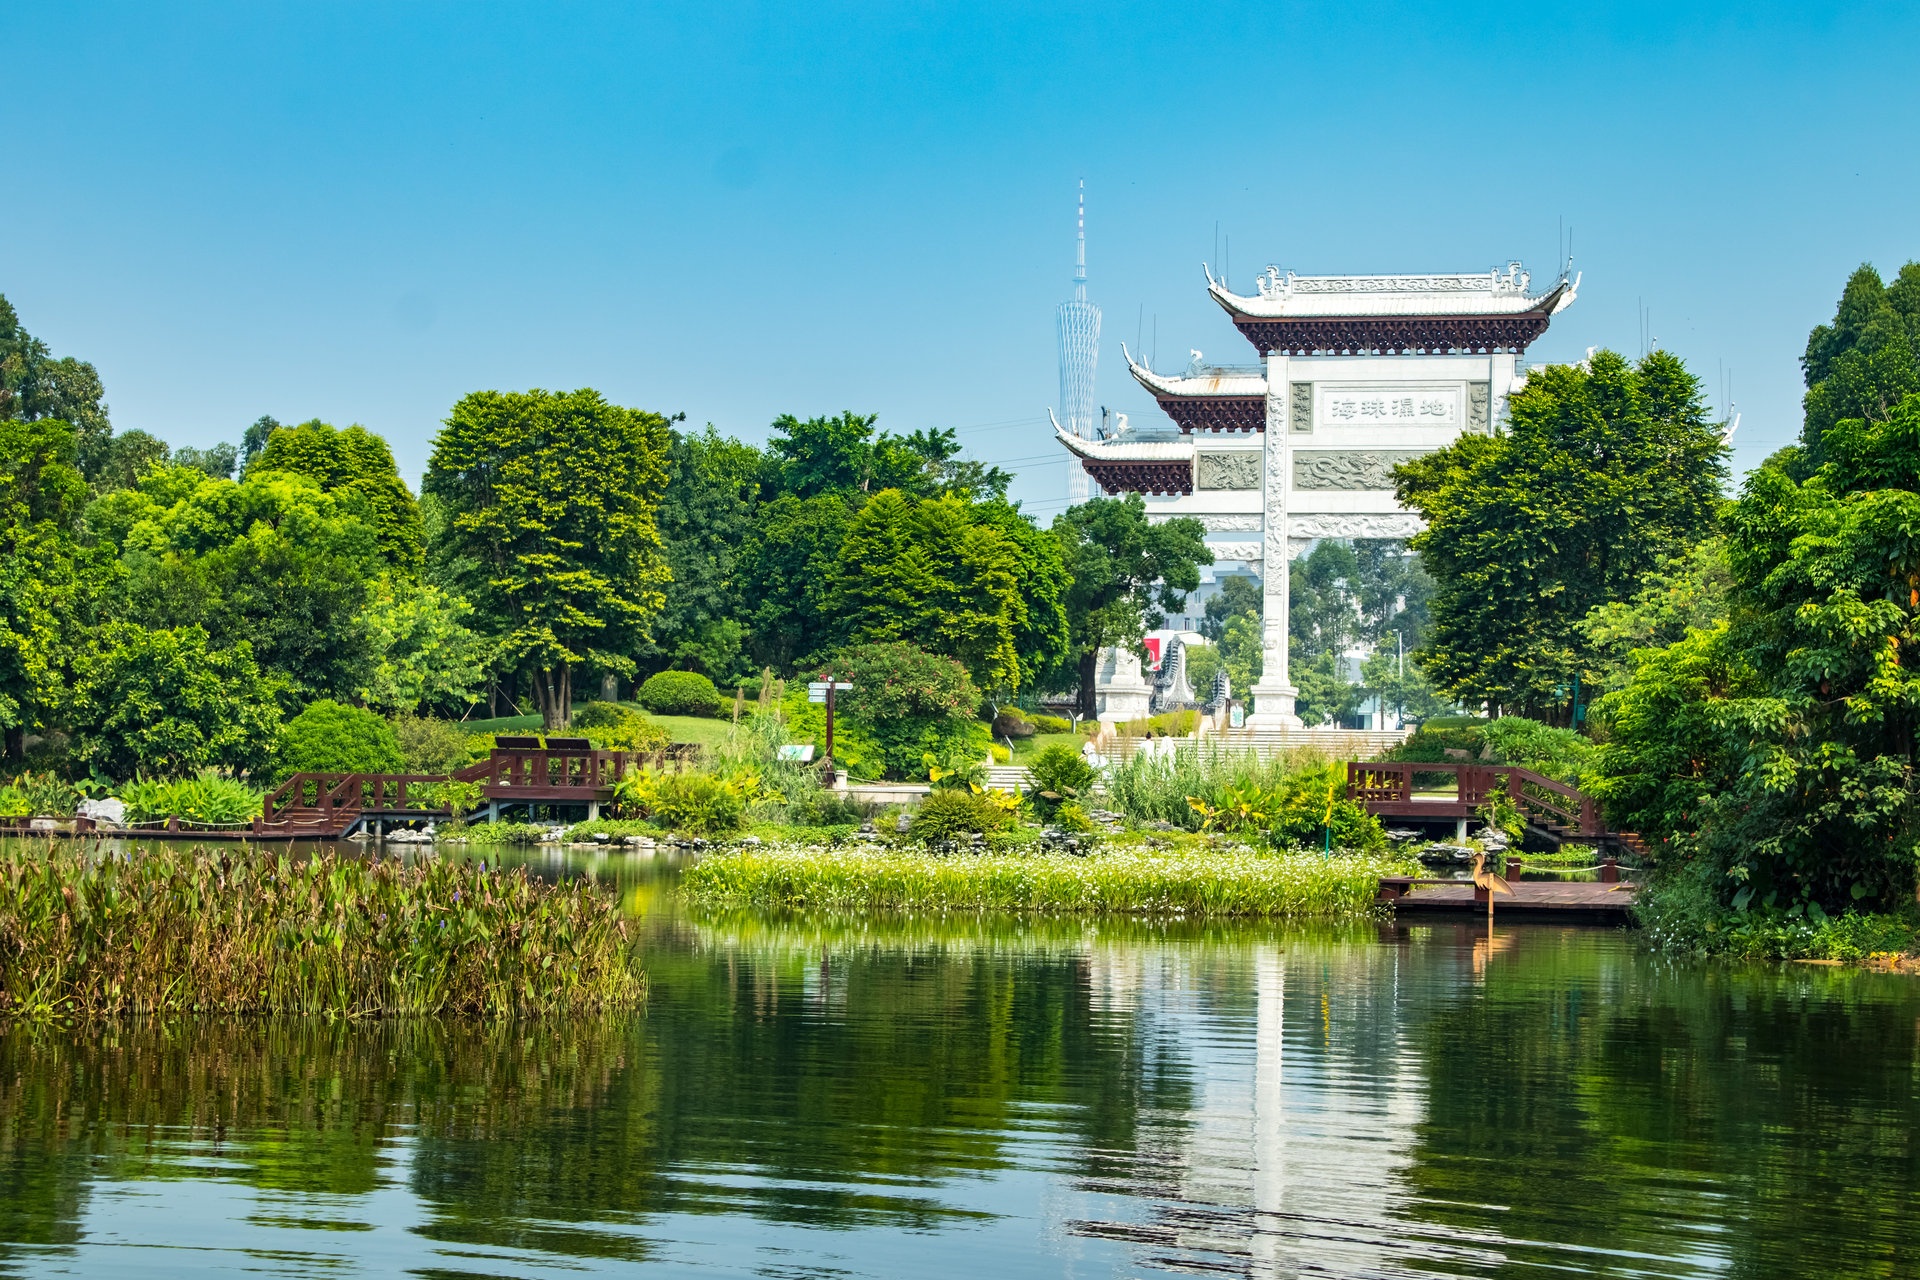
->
xmin=682 ymin=844 xmax=1413 ymax=919
xmin=0 ymin=844 xmax=644 ymax=1019
xmin=1102 ymin=743 xmax=1332 ymax=830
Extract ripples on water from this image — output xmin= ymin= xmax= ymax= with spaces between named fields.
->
xmin=3 ymin=843 xmax=1919 ymax=1277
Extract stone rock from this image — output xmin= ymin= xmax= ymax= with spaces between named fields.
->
xmin=1416 ymin=843 xmax=1476 ymax=866
xmin=78 ymin=797 xmax=127 ymax=827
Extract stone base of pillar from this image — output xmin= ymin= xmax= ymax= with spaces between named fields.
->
xmin=1245 ymin=683 xmax=1303 ymax=728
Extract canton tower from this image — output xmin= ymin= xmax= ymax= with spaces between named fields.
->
xmin=1057 ymin=181 xmax=1101 ymax=504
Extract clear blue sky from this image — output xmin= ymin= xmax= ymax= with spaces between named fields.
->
xmin=7 ymin=2 xmax=1916 ymax=520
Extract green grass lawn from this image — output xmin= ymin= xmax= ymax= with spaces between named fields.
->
xmin=459 ymin=713 xmax=543 ymax=735
xmin=647 ymin=713 xmax=740 ymax=747
xmin=1008 ymin=731 xmax=1084 ymax=763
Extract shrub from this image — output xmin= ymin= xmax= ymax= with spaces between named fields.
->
xmin=1029 ymin=713 xmax=1072 ymax=734
xmin=1266 ymin=763 xmax=1386 ymax=853
xmin=616 ymin=768 xmax=750 ymax=836
xmin=637 ymin=671 xmax=727 ymax=718
xmin=1051 ymin=801 xmax=1096 ymax=833
xmin=0 ymin=774 xmax=79 ymax=819
xmin=568 ymin=702 xmax=670 ymax=753
xmin=910 ymin=788 xmax=1015 ymax=842
xmin=1478 ymin=716 xmax=1596 ymax=785
xmin=1026 ymin=742 xmax=1096 ymax=819
xmin=989 ymin=743 xmax=1011 ymax=764
xmin=814 ymin=642 xmax=986 ymax=781
xmin=278 ymin=700 xmax=404 ymax=780
xmin=391 ymin=714 xmax=474 ymax=775
xmin=115 ymin=771 xmax=264 ymax=826
xmin=460 ymin=821 xmax=550 ymax=846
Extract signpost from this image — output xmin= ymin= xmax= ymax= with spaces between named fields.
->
xmin=807 ymin=678 xmax=854 ymax=773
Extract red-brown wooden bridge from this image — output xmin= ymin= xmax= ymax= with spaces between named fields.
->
xmin=250 ymin=737 xmax=639 ymax=839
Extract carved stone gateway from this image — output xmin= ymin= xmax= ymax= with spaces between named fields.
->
xmin=1292 ymin=450 xmax=1425 ymax=490
xmin=1195 ymin=452 xmax=1262 ymax=490
xmin=1468 ymin=381 xmax=1491 ymax=432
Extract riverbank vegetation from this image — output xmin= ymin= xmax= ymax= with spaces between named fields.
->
xmin=0 ymin=844 xmax=644 ymax=1018
xmin=682 ymin=843 xmax=1414 ymax=919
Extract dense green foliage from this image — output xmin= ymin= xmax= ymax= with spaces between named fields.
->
xmin=682 ymin=844 xmax=1414 ymax=918
xmin=1795 ymin=262 xmax=1920 ymax=474
xmin=427 ymin=388 xmax=673 ymax=728
xmin=1397 ymin=350 xmax=1726 ymax=720
xmin=277 ymin=699 xmax=405 ymax=779
xmin=1055 ymin=494 xmax=1210 ymax=714
xmin=636 ymin=670 xmax=726 ymax=718
xmin=0 ymin=846 xmax=644 ymax=1017
xmin=793 ymin=641 xmax=987 ymax=780
xmin=1594 ymin=267 xmax=1920 ymax=919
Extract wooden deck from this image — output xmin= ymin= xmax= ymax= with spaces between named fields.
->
xmin=1379 ymin=876 xmax=1637 ymax=921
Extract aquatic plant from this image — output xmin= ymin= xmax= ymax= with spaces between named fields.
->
xmin=459 ymin=821 xmax=551 ymax=845
xmin=114 ymin=771 xmax=263 ymax=826
xmin=909 ymin=788 xmax=1016 ymax=842
xmin=615 ymin=768 xmax=753 ymax=836
xmin=681 ymin=844 xmax=1415 ymax=919
xmin=0 ymin=844 xmax=644 ymax=1018
xmin=0 ymin=773 xmax=79 ymax=819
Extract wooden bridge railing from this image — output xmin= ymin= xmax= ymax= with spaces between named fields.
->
xmin=259 ymin=746 xmax=641 ymax=831
xmin=1347 ymin=761 xmax=1606 ymax=839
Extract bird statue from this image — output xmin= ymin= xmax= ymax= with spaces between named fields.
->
xmin=1470 ymin=852 xmax=1514 ymax=923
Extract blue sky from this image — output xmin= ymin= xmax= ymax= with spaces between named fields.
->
xmin=6 ymin=2 xmax=1916 ymax=520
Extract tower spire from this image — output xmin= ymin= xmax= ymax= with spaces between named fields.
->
xmin=1074 ymin=179 xmax=1087 ymax=300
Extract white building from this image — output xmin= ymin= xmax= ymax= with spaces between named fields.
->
xmin=1056 ymin=262 xmax=1576 ymax=726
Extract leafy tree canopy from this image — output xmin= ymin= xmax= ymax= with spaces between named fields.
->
xmin=645 ymin=425 xmax=761 ymax=682
xmin=250 ymin=420 xmax=424 ymax=570
xmin=1053 ymin=494 xmax=1210 ymax=715
xmin=1796 ymin=262 xmax=1920 ymax=473
xmin=766 ymin=413 xmax=1011 ymax=502
xmin=1396 ymin=349 xmax=1726 ymax=721
xmin=66 ymin=622 xmax=282 ymax=780
xmin=426 ymin=388 xmax=672 ymax=727
xmin=0 ymin=294 xmax=113 ymax=479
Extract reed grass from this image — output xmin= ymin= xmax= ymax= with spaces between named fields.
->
xmin=1103 ymin=743 xmax=1332 ymax=830
xmin=681 ymin=843 xmax=1415 ymax=919
xmin=0 ymin=843 xmax=644 ymax=1019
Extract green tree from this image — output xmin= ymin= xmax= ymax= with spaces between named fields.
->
xmin=645 ymin=426 xmax=761 ymax=681
xmin=1595 ymin=390 xmax=1920 ymax=912
xmin=0 ymin=294 xmax=113 ymax=480
xmin=836 ymin=490 xmax=1024 ymax=692
xmin=1360 ymin=645 xmax=1448 ymax=724
xmin=1581 ymin=537 xmax=1733 ymax=692
xmin=249 ymin=420 xmax=424 ymax=570
xmin=1200 ymin=574 xmax=1263 ymax=642
xmin=0 ymin=418 xmax=94 ymax=759
xmin=1054 ymin=495 xmax=1211 ymax=716
xmin=736 ymin=492 xmax=858 ymax=673
xmin=90 ymin=466 xmax=387 ymax=702
xmin=425 ymin=388 xmax=672 ymax=728
xmin=356 ymin=580 xmax=490 ymax=715
xmin=1395 ymin=350 xmax=1727 ymax=720
xmin=1796 ymin=262 xmax=1920 ymax=474
xmin=66 ymin=623 xmax=282 ymax=779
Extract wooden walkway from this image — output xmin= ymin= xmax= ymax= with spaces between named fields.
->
xmin=1348 ymin=760 xmax=1647 ymax=855
xmin=1379 ymin=875 xmax=1637 ymax=922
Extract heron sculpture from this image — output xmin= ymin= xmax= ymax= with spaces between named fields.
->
xmin=1470 ymin=852 xmax=1514 ymax=923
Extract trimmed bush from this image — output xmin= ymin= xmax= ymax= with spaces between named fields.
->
xmin=279 ymin=700 xmax=403 ymax=780
xmin=910 ymin=788 xmax=1015 ymax=842
xmin=391 ymin=714 xmax=474 ymax=775
xmin=569 ymin=702 xmax=671 ymax=753
xmin=1029 ymin=713 xmax=1072 ymax=734
xmin=637 ymin=671 xmax=727 ymax=718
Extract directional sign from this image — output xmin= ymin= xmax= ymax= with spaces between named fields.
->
xmin=806 ymin=681 xmax=854 ymax=703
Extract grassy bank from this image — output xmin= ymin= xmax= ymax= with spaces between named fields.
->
xmin=0 ymin=844 xmax=644 ymax=1019
xmin=681 ymin=844 xmax=1415 ymax=919
xmin=1637 ymin=874 xmax=1920 ymax=966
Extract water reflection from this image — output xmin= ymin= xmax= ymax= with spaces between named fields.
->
xmin=2 ymin=843 xmax=1919 ymax=1276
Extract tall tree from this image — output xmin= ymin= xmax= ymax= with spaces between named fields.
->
xmin=87 ymin=465 xmax=388 ymax=702
xmin=425 ymin=388 xmax=672 ymax=728
xmin=645 ymin=425 xmax=761 ymax=681
xmin=0 ymin=418 xmax=93 ymax=758
xmin=836 ymin=490 xmax=1023 ymax=693
xmin=1396 ymin=350 xmax=1726 ymax=720
xmin=249 ymin=420 xmax=424 ymax=570
xmin=0 ymin=294 xmax=113 ymax=479
xmin=1796 ymin=262 xmax=1920 ymax=474
xmin=1053 ymin=495 xmax=1211 ymax=716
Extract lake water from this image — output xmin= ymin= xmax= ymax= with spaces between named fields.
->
xmin=3 ymin=843 xmax=1918 ymax=1277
